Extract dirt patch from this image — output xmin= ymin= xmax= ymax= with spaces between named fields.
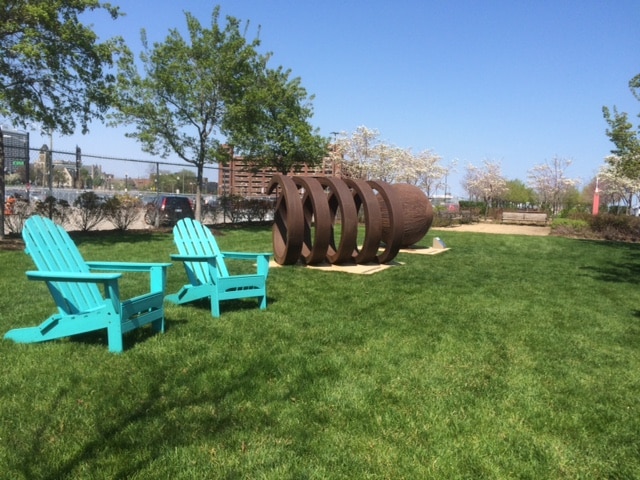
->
xmin=432 ymin=222 xmax=551 ymax=236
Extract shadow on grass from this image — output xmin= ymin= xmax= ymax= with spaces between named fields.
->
xmin=62 ymin=316 xmax=189 ymax=350
xmin=14 ymin=343 xmax=294 ymax=479
xmin=69 ymin=229 xmax=171 ymax=248
xmin=168 ymin=295 xmax=278 ymax=319
xmin=577 ymin=239 xmax=640 ymax=285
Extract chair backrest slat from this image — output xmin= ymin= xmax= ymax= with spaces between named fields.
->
xmin=23 ymin=216 xmax=104 ymax=314
xmin=173 ymin=218 xmax=229 ymax=285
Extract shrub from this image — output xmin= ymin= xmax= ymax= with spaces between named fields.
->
xmin=549 ymin=214 xmax=640 ymax=242
xmin=34 ymin=196 xmax=71 ymax=226
xmin=459 ymin=200 xmax=486 ymax=216
xmin=219 ymin=194 xmax=246 ymax=223
xmin=73 ymin=191 xmax=106 ymax=231
xmin=4 ymin=197 xmax=32 ymax=234
xmin=203 ymin=200 xmax=221 ymax=224
xmin=550 ymin=217 xmax=591 ymax=237
xmin=432 ymin=209 xmax=455 ymax=227
xmin=104 ymin=194 xmax=142 ymax=231
xmin=588 ymin=214 xmax=640 ymax=240
xmin=244 ymin=198 xmax=273 ymax=223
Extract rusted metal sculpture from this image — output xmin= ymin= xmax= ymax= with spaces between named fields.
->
xmin=367 ymin=180 xmax=405 ymax=264
xmin=268 ymin=174 xmax=304 ymax=265
xmin=267 ymin=174 xmax=433 ymax=266
xmin=342 ymin=178 xmax=382 ymax=264
xmin=315 ymin=176 xmax=359 ymax=265
xmin=295 ymin=176 xmax=331 ymax=265
xmin=380 ymin=183 xmax=434 ymax=248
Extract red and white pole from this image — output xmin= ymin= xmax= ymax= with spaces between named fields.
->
xmin=592 ymin=177 xmax=600 ymax=215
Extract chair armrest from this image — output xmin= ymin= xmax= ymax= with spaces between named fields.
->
xmin=86 ymin=261 xmax=172 ymax=272
xmin=86 ymin=262 xmax=170 ymax=293
xmin=220 ymin=252 xmax=271 ymax=278
xmin=221 ymin=252 xmax=271 ymax=260
xmin=26 ymin=270 xmax=121 ymax=282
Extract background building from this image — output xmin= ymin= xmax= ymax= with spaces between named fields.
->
xmin=2 ymin=128 xmax=29 ymax=177
xmin=218 ymin=155 xmax=342 ymax=197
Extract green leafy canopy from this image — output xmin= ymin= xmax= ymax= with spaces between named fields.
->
xmin=0 ymin=0 xmax=125 ymax=134
xmin=0 ymin=0 xmax=126 ymax=239
xmin=110 ymin=5 xmax=328 ymax=217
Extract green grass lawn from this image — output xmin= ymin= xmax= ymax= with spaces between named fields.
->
xmin=1 ymin=227 xmax=639 ymax=479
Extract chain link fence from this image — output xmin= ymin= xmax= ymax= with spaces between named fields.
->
xmin=4 ymin=146 xmax=220 ymax=199
xmin=4 ymin=147 xmax=277 ymax=235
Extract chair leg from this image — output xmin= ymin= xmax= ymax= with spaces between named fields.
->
xmin=211 ymin=302 xmax=221 ymax=318
xmin=259 ymin=295 xmax=267 ymax=310
xmin=107 ymin=324 xmax=124 ymax=353
xmin=151 ymin=317 xmax=165 ymax=333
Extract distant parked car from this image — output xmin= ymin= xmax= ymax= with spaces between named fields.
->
xmin=144 ymin=195 xmax=194 ymax=226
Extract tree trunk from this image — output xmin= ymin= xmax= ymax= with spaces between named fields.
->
xmin=0 ymin=125 xmax=5 ymax=240
xmin=195 ymin=163 xmax=204 ymax=221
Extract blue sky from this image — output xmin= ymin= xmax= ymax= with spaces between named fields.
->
xmin=28 ymin=0 xmax=640 ymax=196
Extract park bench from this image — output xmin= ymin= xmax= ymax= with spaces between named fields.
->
xmin=501 ymin=211 xmax=548 ymax=226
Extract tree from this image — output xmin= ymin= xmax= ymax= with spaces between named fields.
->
xmin=416 ymin=153 xmax=453 ymax=199
xmin=597 ymin=160 xmax=640 ymax=212
xmin=334 ymin=126 xmax=382 ymax=179
xmin=390 ymin=148 xmax=454 ymax=199
xmin=462 ymin=160 xmax=508 ymax=214
xmin=631 ymin=73 xmax=640 ymax=100
xmin=0 ymin=0 xmax=124 ymax=238
xmin=334 ymin=126 xmax=451 ymax=198
xmin=113 ymin=7 xmax=324 ymax=218
xmin=602 ymin=106 xmax=640 ymax=181
xmin=112 ymin=8 xmax=263 ymax=219
xmin=78 ymin=167 xmax=92 ymax=189
xmin=504 ymin=179 xmax=536 ymax=207
xmin=527 ymin=157 xmax=580 ymax=215
xmin=333 ymin=126 xmax=408 ymax=182
xmin=233 ymin=65 xmax=328 ymax=175
xmin=600 ymin=73 xmax=640 ymax=214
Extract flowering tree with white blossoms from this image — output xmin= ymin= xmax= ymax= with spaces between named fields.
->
xmin=598 ymin=157 xmax=640 ymax=212
xmin=333 ymin=126 xmax=381 ymax=179
xmin=387 ymin=147 xmax=415 ymax=183
xmin=367 ymin=143 xmax=408 ymax=182
xmin=527 ymin=156 xmax=580 ymax=215
xmin=394 ymin=149 xmax=454 ymax=198
xmin=463 ymin=160 xmax=508 ymax=210
xmin=334 ymin=126 xmax=449 ymax=194
xmin=428 ymin=156 xmax=456 ymax=199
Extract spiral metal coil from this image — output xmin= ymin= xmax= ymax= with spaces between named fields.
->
xmin=268 ymin=174 xmax=424 ymax=266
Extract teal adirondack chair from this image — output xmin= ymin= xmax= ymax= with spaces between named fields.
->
xmin=166 ymin=218 xmax=271 ymax=317
xmin=4 ymin=216 xmax=171 ymax=353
